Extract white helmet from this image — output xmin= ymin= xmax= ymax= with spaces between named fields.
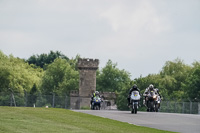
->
xmin=95 ymin=91 xmax=99 ymax=95
xmin=149 ymin=84 xmax=154 ymax=89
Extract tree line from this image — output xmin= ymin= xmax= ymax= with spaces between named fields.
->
xmin=0 ymin=50 xmax=199 ymax=110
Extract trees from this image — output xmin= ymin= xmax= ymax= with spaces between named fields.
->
xmin=133 ymin=59 xmax=193 ymax=101
xmin=27 ymin=84 xmax=38 ymax=107
xmin=40 ymin=58 xmax=79 ymax=95
xmin=0 ymin=51 xmax=11 ymax=92
xmin=1 ymin=49 xmax=200 ymax=109
xmin=96 ymin=60 xmax=132 ymax=92
xmin=27 ymin=51 xmax=69 ymax=69
xmin=159 ymin=59 xmax=191 ymax=100
xmin=116 ymin=86 xmax=130 ymax=110
xmin=0 ymin=51 xmax=43 ymax=94
xmin=134 ymin=74 xmax=161 ymax=92
xmin=96 ymin=60 xmax=132 ymax=110
xmin=183 ymin=62 xmax=200 ymax=101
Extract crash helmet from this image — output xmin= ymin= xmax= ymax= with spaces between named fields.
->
xmin=149 ymin=84 xmax=154 ymax=90
xmin=95 ymin=91 xmax=99 ymax=96
xmin=132 ymin=84 xmax=137 ymax=89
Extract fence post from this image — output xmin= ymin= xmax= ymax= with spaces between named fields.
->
xmin=190 ymin=101 xmax=192 ymax=114
xmin=167 ymin=101 xmax=169 ymax=112
xmin=12 ymin=93 xmax=16 ymax=107
xmin=24 ymin=90 xmax=27 ymax=107
xmin=52 ymin=93 xmax=55 ymax=108
xmin=198 ymin=102 xmax=200 ymax=114
xmin=182 ymin=102 xmax=185 ymax=114
xmin=174 ymin=101 xmax=176 ymax=113
xmin=10 ymin=93 xmax=13 ymax=106
xmin=65 ymin=96 xmax=68 ymax=109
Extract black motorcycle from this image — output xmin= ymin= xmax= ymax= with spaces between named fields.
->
xmin=146 ymin=91 xmax=160 ymax=112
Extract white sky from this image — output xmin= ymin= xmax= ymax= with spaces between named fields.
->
xmin=0 ymin=0 xmax=200 ymax=79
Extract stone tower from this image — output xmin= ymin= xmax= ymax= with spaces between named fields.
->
xmin=78 ymin=58 xmax=99 ymax=97
xmin=70 ymin=58 xmax=99 ymax=109
xmin=70 ymin=58 xmax=117 ymax=109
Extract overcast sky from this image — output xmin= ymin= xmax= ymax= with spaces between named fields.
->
xmin=0 ymin=0 xmax=200 ymax=79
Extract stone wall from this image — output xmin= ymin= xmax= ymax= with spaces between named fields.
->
xmin=70 ymin=90 xmax=117 ymax=109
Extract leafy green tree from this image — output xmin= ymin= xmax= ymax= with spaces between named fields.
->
xmin=183 ymin=62 xmax=200 ymax=101
xmin=68 ymin=54 xmax=81 ymax=71
xmin=96 ymin=60 xmax=132 ymax=110
xmin=40 ymin=58 xmax=79 ymax=95
xmin=134 ymin=59 xmax=192 ymax=100
xmin=134 ymin=74 xmax=161 ymax=94
xmin=0 ymin=51 xmax=43 ymax=94
xmin=96 ymin=60 xmax=132 ymax=92
xmin=27 ymin=51 xmax=69 ymax=69
xmin=159 ymin=58 xmax=191 ymax=99
xmin=116 ymin=87 xmax=130 ymax=110
xmin=0 ymin=51 xmax=11 ymax=92
xmin=27 ymin=84 xmax=38 ymax=107
xmin=9 ymin=56 xmax=43 ymax=94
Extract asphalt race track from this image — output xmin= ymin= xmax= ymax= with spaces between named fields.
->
xmin=73 ymin=110 xmax=200 ymax=133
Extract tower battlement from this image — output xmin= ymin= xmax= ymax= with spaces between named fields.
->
xmin=78 ymin=58 xmax=99 ymax=69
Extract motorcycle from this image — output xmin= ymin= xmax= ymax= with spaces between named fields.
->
xmin=91 ymin=96 xmax=102 ymax=110
xmin=130 ymin=91 xmax=141 ymax=114
xmin=146 ymin=91 xmax=160 ymax=112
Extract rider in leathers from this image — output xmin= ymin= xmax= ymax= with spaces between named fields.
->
xmin=91 ymin=91 xmax=100 ymax=108
xmin=143 ymin=84 xmax=161 ymax=109
xmin=127 ymin=84 xmax=140 ymax=106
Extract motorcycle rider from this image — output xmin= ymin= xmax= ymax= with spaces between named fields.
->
xmin=90 ymin=91 xmax=100 ymax=108
xmin=143 ymin=84 xmax=156 ymax=107
xmin=127 ymin=84 xmax=140 ymax=106
xmin=143 ymin=84 xmax=162 ymax=109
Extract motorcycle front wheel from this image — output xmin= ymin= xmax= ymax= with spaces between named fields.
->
xmin=150 ymin=102 xmax=154 ymax=112
xmin=134 ymin=104 xmax=137 ymax=114
xmin=155 ymin=104 xmax=159 ymax=112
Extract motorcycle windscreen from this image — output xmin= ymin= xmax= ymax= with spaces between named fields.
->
xmin=93 ymin=96 xmax=101 ymax=103
xmin=131 ymin=91 xmax=140 ymax=100
xmin=149 ymin=91 xmax=157 ymax=100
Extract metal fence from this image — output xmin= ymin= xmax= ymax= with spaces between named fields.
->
xmin=159 ymin=100 xmax=199 ymax=114
xmin=0 ymin=92 xmax=70 ymax=109
xmin=0 ymin=92 xmax=199 ymax=114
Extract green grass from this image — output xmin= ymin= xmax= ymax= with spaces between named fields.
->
xmin=0 ymin=107 xmax=175 ymax=133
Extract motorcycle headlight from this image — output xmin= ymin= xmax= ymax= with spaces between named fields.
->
xmin=153 ymin=95 xmax=156 ymax=99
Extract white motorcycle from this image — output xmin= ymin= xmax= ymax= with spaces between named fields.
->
xmin=130 ymin=91 xmax=141 ymax=114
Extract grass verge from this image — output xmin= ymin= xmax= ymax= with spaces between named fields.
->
xmin=0 ymin=107 xmax=175 ymax=133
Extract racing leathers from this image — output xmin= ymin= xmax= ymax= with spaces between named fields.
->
xmin=127 ymin=85 xmax=140 ymax=106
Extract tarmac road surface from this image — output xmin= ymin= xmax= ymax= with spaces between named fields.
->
xmin=73 ymin=110 xmax=200 ymax=133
